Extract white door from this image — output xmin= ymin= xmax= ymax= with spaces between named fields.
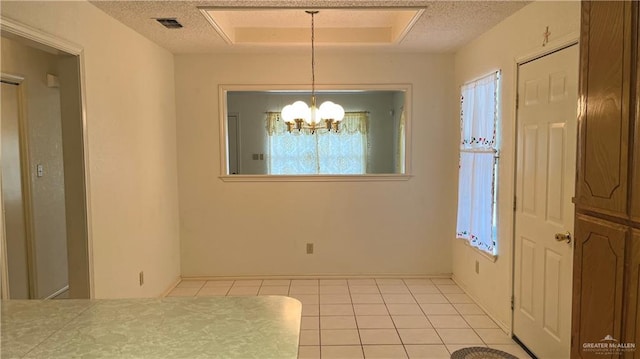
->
xmin=1 ymin=80 xmax=31 ymax=299
xmin=514 ymin=44 xmax=578 ymax=359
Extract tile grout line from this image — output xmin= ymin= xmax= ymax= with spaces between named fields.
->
xmin=256 ymin=279 xmax=264 ymax=297
xmin=378 ymin=279 xmax=409 ymax=358
xmin=315 ymin=279 xmax=322 ymax=357
xmin=411 ymin=278 xmax=453 ymax=355
xmin=193 ymin=281 xmax=205 ymax=296
xmin=347 ymin=278 xmax=366 ymax=358
xmin=223 ymin=280 xmax=233 ymax=296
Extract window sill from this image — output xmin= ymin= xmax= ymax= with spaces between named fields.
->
xmin=457 ymin=237 xmax=498 ymax=263
xmin=219 ymin=174 xmax=412 ymax=182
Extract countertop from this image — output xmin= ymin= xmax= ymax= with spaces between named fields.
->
xmin=1 ymin=296 xmax=302 ymax=359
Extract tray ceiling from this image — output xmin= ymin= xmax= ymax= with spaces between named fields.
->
xmin=89 ymin=1 xmax=530 ymax=53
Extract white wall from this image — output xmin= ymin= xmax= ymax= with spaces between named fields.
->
xmin=226 ymin=91 xmax=401 ymax=174
xmin=0 ymin=1 xmax=181 ymax=298
xmin=175 ymin=52 xmax=457 ymax=277
xmin=1 ymin=37 xmax=69 ymax=299
xmin=452 ymin=1 xmax=580 ymax=330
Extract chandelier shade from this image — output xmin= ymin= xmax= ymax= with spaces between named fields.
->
xmin=281 ymin=11 xmax=345 ymax=133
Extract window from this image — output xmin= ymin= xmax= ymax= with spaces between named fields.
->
xmin=266 ymin=112 xmax=368 ymax=174
xmin=222 ymin=87 xmax=410 ymax=177
xmin=456 ymin=71 xmax=500 ymax=255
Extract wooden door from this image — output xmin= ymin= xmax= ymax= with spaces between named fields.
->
xmin=572 ymin=214 xmax=627 ymax=358
xmin=576 ymin=1 xmax=633 ymax=219
xmin=513 ymin=44 xmax=579 ymax=358
xmin=631 ymin=17 xmax=640 ymax=224
xmin=623 ymin=229 xmax=640 ymax=358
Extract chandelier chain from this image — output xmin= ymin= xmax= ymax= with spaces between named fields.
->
xmin=280 ymin=10 xmax=344 ymax=133
xmin=311 ymin=11 xmax=315 ymax=97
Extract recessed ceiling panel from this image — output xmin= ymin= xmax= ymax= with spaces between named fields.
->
xmin=200 ymin=9 xmax=424 ymax=45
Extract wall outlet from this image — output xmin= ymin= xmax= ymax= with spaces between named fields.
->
xmin=475 ymin=260 xmax=480 ymax=274
xmin=306 ymin=243 xmax=314 ymax=254
xmin=139 ymin=271 xmax=144 ymax=286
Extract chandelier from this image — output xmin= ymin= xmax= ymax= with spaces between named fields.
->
xmin=281 ymin=11 xmax=345 ymax=133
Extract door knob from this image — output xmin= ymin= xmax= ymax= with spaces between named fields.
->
xmin=555 ymin=231 xmax=572 ymax=244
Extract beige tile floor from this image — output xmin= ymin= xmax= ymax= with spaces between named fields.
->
xmin=168 ymin=278 xmax=533 ymax=359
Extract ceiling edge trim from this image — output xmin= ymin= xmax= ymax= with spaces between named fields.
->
xmin=394 ymin=8 xmax=425 ymax=44
xmin=199 ymin=8 xmax=233 ymax=45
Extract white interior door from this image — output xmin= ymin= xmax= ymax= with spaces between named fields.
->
xmin=1 ymin=80 xmax=31 ymax=299
xmin=514 ymin=44 xmax=578 ymax=359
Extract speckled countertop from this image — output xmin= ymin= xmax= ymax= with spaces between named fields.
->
xmin=1 ymin=296 xmax=302 ymax=359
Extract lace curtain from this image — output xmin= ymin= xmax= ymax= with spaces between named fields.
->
xmin=456 ymin=72 xmax=500 ymax=254
xmin=266 ymin=112 xmax=368 ymax=174
xmin=395 ymin=108 xmax=406 ymax=174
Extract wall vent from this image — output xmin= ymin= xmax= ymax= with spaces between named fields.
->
xmin=155 ymin=18 xmax=183 ymax=29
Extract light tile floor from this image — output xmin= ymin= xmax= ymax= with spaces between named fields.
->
xmin=168 ymin=278 xmax=533 ymax=359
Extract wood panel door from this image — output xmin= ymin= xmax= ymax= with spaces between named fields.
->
xmin=576 ymin=1 xmax=633 ymax=219
xmin=513 ymin=44 xmax=578 ymax=359
xmin=624 ymin=229 xmax=640 ymax=358
xmin=571 ymin=214 xmax=627 ymax=358
xmin=632 ymin=9 xmax=640 ymax=225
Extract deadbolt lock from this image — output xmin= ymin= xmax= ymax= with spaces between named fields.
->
xmin=555 ymin=231 xmax=572 ymax=244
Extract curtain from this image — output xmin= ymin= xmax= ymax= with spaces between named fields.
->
xmin=395 ymin=108 xmax=406 ymax=174
xmin=267 ymin=112 xmax=368 ymax=175
xmin=456 ymin=72 xmax=499 ymax=254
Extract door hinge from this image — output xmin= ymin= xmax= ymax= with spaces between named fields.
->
xmin=511 ymin=295 xmax=515 ymax=310
xmin=516 ymin=93 xmax=519 ymax=110
xmin=513 ymin=196 xmax=517 ymax=211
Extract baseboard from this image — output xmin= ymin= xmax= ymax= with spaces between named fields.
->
xmin=44 ymin=285 xmax=69 ymax=300
xmin=180 ymin=273 xmax=453 ymax=281
xmin=161 ymin=276 xmax=182 ymax=297
xmin=451 ymin=274 xmax=511 ymax=334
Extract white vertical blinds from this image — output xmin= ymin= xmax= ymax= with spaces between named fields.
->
xmin=456 ymin=71 xmax=500 ymax=254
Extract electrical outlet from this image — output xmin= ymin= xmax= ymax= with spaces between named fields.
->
xmin=306 ymin=243 xmax=314 ymax=254
xmin=475 ymin=260 xmax=480 ymax=274
xmin=139 ymin=271 xmax=144 ymax=286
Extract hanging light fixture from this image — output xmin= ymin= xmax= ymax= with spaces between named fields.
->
xmin=281 ymin=11 xmax=345 ymax=133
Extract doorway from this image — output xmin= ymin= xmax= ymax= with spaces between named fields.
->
xmin=0 ymin=25 xmax=91 ymax=299
xmin=1 ymin=76 xmax=33 ymax=299
xmin=513 ymin=44 xmax=579 ymax=358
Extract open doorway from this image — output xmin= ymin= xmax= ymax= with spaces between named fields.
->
xmin=0 ymin=24 xmax=91 ymax=299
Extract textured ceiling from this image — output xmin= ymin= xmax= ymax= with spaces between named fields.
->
xmin=89 ymin=0 xmax=530 ymax=54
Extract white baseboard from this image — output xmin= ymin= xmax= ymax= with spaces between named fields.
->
xmin=180 ymin=273 xmax=453 ymax=281
xmin=44 ymin=285 xmax=69 ymax=300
